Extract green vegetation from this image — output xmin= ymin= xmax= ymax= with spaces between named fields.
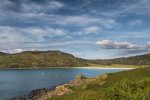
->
xmin=0 ymin=51 xmax=89 ymax=68
xmin=90 ymin=53 xmax=150 ymax=66
xmin=49 ymin=67 xmax=150 ymax=100
xmin=0 ymin=50 xmax=149 ymax=68
xmin=106 ymin=78 xmax=150 ymax=100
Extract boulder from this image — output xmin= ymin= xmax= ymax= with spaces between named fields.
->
xmin=76 ymin=74 xmax=86 ymax=80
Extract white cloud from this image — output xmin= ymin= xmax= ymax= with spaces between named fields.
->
xmin=96 ymin=40 xmax=138 ymax=49
xmin=96 ymin=40 xmax=150 ymax=55
xmin=0 ymin=26 xmax=92 ymax=52
xmin=146 ymin=42 xmax=150 ymax=45
xmin=0 ymin=26 xmax=26 ymax=43
xmin=13 ymin=49 xmax=23 ymax=53
xmin=0 ymin=27 xmax=68 ymax=43
xmin=77 ymin=26 xmax=101 ymax=35
xmin=65 ymin=15 xmax=100 ymax=25
xmin=48 ymin=1 xmax=64 ymax=9
xmin=84 ymin=26 xmax=101 ymax=34
xmin=28 ymin=28 xmax=67 ymax=37
xmin=145 ymin=42 xmax=150 ymax=48
xmin=42 ymin=15 xmax=117 ymax=28
xmin=20 ymin=1 xmax=64 ymax=13
xmin=1 ymin=48 xmax=36 ymax=54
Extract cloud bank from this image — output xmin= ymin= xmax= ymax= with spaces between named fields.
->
xmin=96 ymin=40 xmax=150 ymax=55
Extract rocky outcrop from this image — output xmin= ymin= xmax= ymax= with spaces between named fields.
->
xmin=76 ymin=74 xmax=86 ymax=80
xmin=11 ymin=88 xmax=51 ymax=100
xmin=11 ymin=74 xmax=85 ymax=100
xmin=11 ymin=74 xmax=108 ymax=100
xmin=49 ymin=85 xmax=72 ymax=97
xmin=11 ymin=85 xmax=72 ymax=100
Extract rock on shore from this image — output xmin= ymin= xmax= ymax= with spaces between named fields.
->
xmin=11 ymin=74 xmax=108 ymax=100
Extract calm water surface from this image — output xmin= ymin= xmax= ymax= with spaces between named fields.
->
xmin=0 ymin=68 xmax=128 ymax=100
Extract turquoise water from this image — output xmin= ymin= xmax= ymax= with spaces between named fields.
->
xmin=0 ymin=68 xmax=127 ymax=100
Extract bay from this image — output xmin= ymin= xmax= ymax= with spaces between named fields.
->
xmin=0 ymin=68 xmax=129 ymax=100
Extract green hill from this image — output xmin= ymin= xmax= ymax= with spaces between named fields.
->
xmin=90 ymin=53 xmax=150 ymax=66
xmin=0 ymin=51 xmax=89 ymax=68
xmin=0 ymin=50 xmax=149 ymax=68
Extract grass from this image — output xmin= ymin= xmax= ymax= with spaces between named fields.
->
xmin=48 ymin=67 xmax=150 ymax=100
xmin=88 ymin=64 xmax=149 ymax=68
xmin=106 ymin=78 xmax=150 ymax=100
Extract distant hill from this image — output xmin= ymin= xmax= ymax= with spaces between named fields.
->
xmin=0 ymin=51 xmax=89 ymax=68
xmin=90 ymin=53 xmax=150 ymax=66
xmin=0 ymin=50 xmax=149 ymax=68
xmin=0 ymin=52 xmax=8 ymax=56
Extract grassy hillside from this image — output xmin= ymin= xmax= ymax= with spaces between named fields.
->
xmin=0 ymin=51 xmax=89 ymax=68
xmin=49 ymin=67 xmax=150 ymax=100
xmin=90 ymin=53 xmax=150 ymax=66
xmin=0 ymin=50 xmax=149 ymax=68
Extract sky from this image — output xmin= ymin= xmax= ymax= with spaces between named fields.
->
xmin=0 ymin=0 xmax=150 ymax=59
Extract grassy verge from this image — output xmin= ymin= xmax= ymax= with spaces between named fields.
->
xmin=88 ymin=64 xmax=149 ymax=68
xmin=48 ymin=67 xmax=150 ymax=100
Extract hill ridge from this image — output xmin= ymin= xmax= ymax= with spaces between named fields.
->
xmin=0 ymin=50 xmax=149 ymax=68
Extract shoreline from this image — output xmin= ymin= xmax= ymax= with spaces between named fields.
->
xmin=10 ymin=67 xmax=136 ymax=100
xmin=12 ymin=73 xmax=108 ymax=100
xmin=69 ymin=67 xmax=134 ymax=69
xmin=0 ymin=66 xmax=135 ymax=70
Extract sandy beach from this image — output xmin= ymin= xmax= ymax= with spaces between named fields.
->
xmin=72 ymin=67 xmax=134 ymax=69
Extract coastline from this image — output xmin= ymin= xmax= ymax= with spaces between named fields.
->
xmin=69 ymin=67 xmax=134 ymax=69
xmin=11 ymin=73 xmax=109 ymax=100
xmin=0 ymin=66 xmax=135 ymax=70
xmin=10 ymin=67 xmax=137 ymax=100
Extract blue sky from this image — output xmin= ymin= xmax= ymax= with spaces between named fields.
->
xmin=0 ymin=0 xmax=150 ymax=59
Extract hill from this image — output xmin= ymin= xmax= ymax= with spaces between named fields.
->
xmin=90 ymin=53 xmax=150 ymax=66
xmin=0 ymin=50 xmax=149 ymax=68
xmin=0 ymin=52 xmax=8 ymax=56
xmin=0 ymin=51 xmax=89 ymax=68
